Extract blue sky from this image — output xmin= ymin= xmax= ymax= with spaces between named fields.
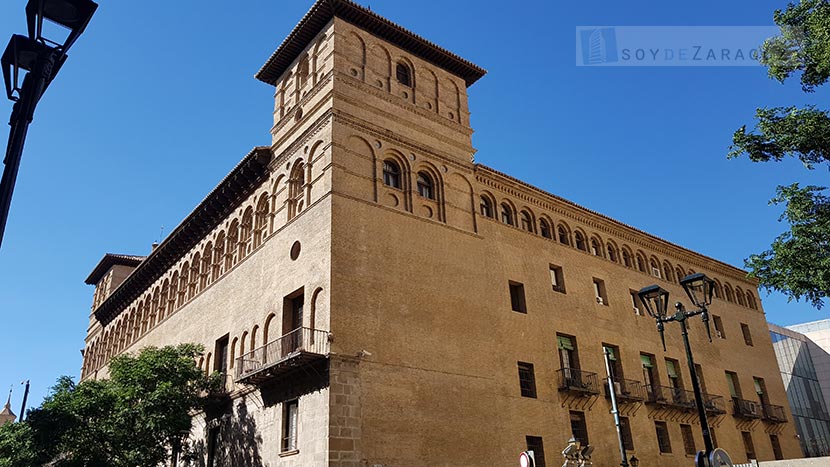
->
xmin=0 ymin=0 xmax=825 ymax=409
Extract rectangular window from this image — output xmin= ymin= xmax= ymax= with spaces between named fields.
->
xmin=558 ymin=334 xmax=579 ymax=370
xmin=666 ymin=358 xmax=683 ymax=389
xmin=620 ymin=416 xmax=634 ymax=451
xmin=206 ymin=426 xmax=220 ymax=467
xmin=509 ymin=281 xmax=527 ymax=313
xmin=593 ymin=278 xmax=608 ymax=305
xmin=741 ymin=323 xmax=754 ymax=346
xmin=713 ymin=315 xmax=725 ymax=339
xmin=754 ymin=377 xmax=769 ymax=405
xmin=282 ymin=400 xmax=299 ymax=452
xmin=770 ymin=434 xmax=783 ymax=460
xmin=549 ymin=265 xmax=565 ymax=293
xmin=641 ymin=353 xmax=659 ymax=390
xmin=742 ymin=431 xmax=756 ymax=460
xmin=603 ymin=344 xmax=624 ymax=381
xmin=630 ymin=290 xmax=645 ymax=316
xmin=681 ymin=424 xmax=696 ymax=456
xmin=518 ymin=362 xmax=537 ymax=398
xmin=655 ymin=421 xmax=672 ymax=454
xmin=526 ymin=436 xmax=547 ymax=467
xmin=726 ymin=371 xmax=742 ymax=398
xmin=570 ymin=411 xmax=589 ymax=445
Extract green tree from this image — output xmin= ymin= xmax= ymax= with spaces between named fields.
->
xmin=729 ymin=0 xmax=830 ymax=309
xmin=0 ymin=344 xmax=217 ymax=467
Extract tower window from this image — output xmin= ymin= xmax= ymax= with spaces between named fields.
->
xmin=480 ymin=196 xmax=493 ymax=218
xmin=416 ymin=172 xmax=434 ymax=199
xmin=383 ymin=160 xmax=401 ymax=189
xmin=396 ymin=62 xmax=412 ymax=87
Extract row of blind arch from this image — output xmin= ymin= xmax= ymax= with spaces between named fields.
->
xmin=83 ymin=161 xmax=311 ymax=377
xmin=478 ymin=193 xmax=759 ymax=310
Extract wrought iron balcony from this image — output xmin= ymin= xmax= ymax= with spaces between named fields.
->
xmin=235 ymin=327 xmax=329 ymax=385
xmin=603 ymin=378 xmax=646 ymax=403
xmin=557 ymin=368 xmax=600 ymax=395
xmin=703 ymin=393 xmax=727 ymax=415
xmin=732 ymin=397 xmax=763 ymax=419
xmin=646 ymin=385 xmax=696 ymax=410
xmin=762 ymin=403 xmax=787 ymax=423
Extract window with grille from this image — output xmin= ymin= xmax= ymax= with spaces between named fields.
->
xmin=770 ymin=434 xmax=783 ymax=460
xmin=282 ymin=400 xmax=299 ymax=452
xmin=570 ymin=411 xmax=589 ymax=445
xmin=742 ymin=431 xmax=756 ymax=460
xmin=518 ymin=362 xmax=537 ymax=398
xmin=741 ymin=323 xmax=754 ymax=346
xmin=526 ymin=436 xmax=547 ymax=467
xmin=620 ymin=416 xmax=634 ymax=451
xmin=655 ymin=421 xmax=672 ymax=453
xmin=681 ymin=424 xmax=696 ymax=455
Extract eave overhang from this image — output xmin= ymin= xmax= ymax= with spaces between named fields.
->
xmin=255 ymin=0 xmax=486 ymax=87
xmin=85 ymin=254 xmax=146 ymax=285
xmin=93 ymin=147 xmax=274 ymax=326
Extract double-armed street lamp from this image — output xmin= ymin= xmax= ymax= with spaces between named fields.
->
xmin=0 ymin=0 xmax=97 ymax=249
xmin=637 ymin=273 xmax=734 ymax=467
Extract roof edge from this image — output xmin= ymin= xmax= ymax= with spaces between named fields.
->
xmin=85 ymin=254 xmax=145 ymax=285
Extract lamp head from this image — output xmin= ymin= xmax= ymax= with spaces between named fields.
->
xmin=1 ymin=34 xmax=58 ymax=101
xmin=680 ymin=272 xmax=716 ymax=308
xmin=637 ymin=284 xmax=670 ymax=320
xmin=629 ymin=455 xmax=639 ymax=467
xmin=26 ymin=0 xmax=97 ymax=52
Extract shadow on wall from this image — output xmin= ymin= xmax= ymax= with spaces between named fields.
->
xmin=182 ymin=398 xmax=265 ymax=467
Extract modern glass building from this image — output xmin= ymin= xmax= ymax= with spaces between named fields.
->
xmin=769 ymin=323 xmax=830 ymax=457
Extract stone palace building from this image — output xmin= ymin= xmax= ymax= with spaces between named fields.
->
xmin=80 ymin=0 xmax=801 ymax=465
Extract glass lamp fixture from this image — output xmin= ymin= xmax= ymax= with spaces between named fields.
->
xmin=26 ymin=0 xmax=98 ymax=52
xmin=637 ymin=284 xmax=670 ymax=320
xmin=680 ymin=273 xmax=716 ymax=309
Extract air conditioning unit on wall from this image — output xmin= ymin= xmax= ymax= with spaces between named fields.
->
xmin=633 ymin=307 xmax=641 ymax=316
xmin=596 ymin=297 xmax=604 ymax=305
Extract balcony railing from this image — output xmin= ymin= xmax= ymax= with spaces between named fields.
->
xmin=604 ymin=378 xmax=646 ymax=402
xmin=762 ymin=403 xmax=787 ymax=423
xmin=557 ymin=368 xmax=600 ymax=395
xmin=703 ymin=393 xmax=727 ymax=415
xmin=732 ymin=397 xmax=763 ymax=419
xmin=235 ymin=327 xmax=329 ymax=385
xmin=647 ymin=385 xmax=696 ymax=410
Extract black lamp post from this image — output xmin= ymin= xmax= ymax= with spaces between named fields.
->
xmin=0 ymin=0 xmax=97 ymax=249
xmin=638 ymin=273 xmax=733 ymax=467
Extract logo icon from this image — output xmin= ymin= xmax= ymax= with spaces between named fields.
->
xmin=580 ymin=28 xmax=618 ymax=64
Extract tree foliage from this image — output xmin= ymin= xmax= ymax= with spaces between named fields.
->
xmin=729 ymin=0 xmax=830 ymax=309
xmin=745 ymin=184 xmax=830 ymax=309
xmin=0 ymin=344 xmax=217 ymax=467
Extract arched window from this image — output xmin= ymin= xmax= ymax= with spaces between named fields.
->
xmin=288 ymin=162 xmax=305 ymax=219
xmin=254 ymin=195 xmax=269 ymax=247
xmin=724 ymin=285 xmax=735 ymax=303
xmin=607 ymin=243 xmax=618 ymax=262
xmin=676 ymin=267 xmax=685 ymax=282
xmin=713 ymin=281 xmax=723 ymax=300
xmin=416 ymin=172 xmax=434 ymax=199
xmin=480 ymin=196 xmax=493 ymax=218
xmin=663 ymin=262 xmax=674 ymax=283
xmin=746 ymin=292 xmax=757 ymax=310
xmin=383 ymin=160 xmax=401 ymax=189
xmin=575 ymin=231 xmax=587 ymax=251
xmin=636 ymin=255 xmax=646 ymax=273
xmin=557 ymin=225 xmax=570 ymax=246
xmin=396 ymin=62 xmax=412 ymax=87
xmin=298 ymin=55 xmax=310 ymax=88
xmin=501 ymin=203 xmax=513 ymax=225
xmin=736 ymin=287 xmax=746 ymax=306
xmin=650 ymin=259 xmax=661 ymax=278
xmin=240 ymin=208 xmax=253 ymax=259
xmin=540 ymin=219 xmax=552 ymax=239
xmin=622 ymin=249 xmax=632 ymax=268
xmin=590 ymin=238 xmax=602 ymax=256
xmin=520 ymin=211 xmax=533 ymax=232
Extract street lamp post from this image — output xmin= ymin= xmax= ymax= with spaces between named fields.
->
xmin=0 ymin=0 xmax=97 ymax=249
xmin=638 ymin=273 xmax=733 ymax=467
